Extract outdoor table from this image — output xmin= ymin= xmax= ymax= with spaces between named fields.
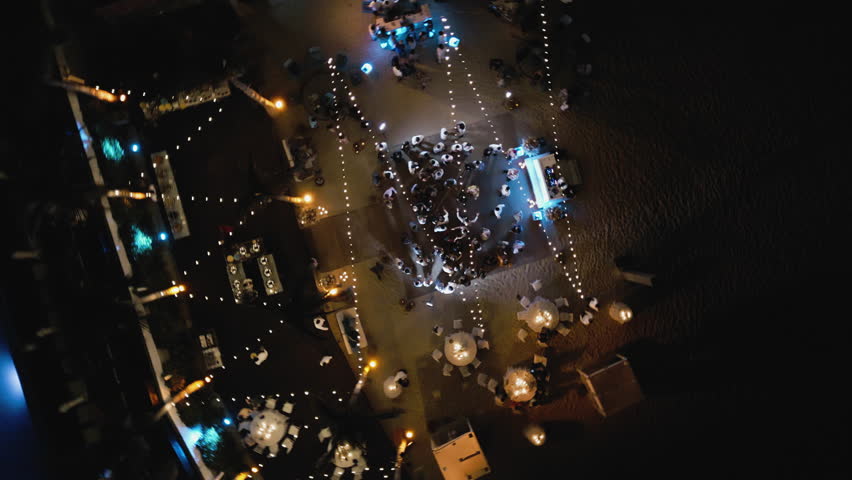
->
xmin=504 ymin=367 xmax=537 ymax=403
xmin=518 ymin=296 xmax=559 ymax=333
xmin=444 ymin=331 xmax=478 ymax=366
xmin=249 ymin=409 xmax=289 ymax=451
xmin=332 ymin=440 xmax=365 ymax=468
xmin=383 ymin=376 xmax=402 ymax=399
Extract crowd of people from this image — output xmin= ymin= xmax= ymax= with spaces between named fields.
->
xmin=370 ymin=121 xmax=544 ymax=297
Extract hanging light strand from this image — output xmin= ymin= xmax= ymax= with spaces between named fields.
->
xmin=441 ymin=16 xmax=486 ymax=326
xmin=537 ymin=1 xmax=583 ymax=297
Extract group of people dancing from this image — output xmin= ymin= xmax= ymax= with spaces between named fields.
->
xmin=375 ymin=121 xmax=532 ymax=296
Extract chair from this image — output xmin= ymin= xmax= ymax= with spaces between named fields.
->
xmin=442 ymin=363 xmax=454 ymax=376
xmin=516 ymin=311 xmax=527 ymax=321
xmin=531 ymin=279 xmax=543 ymax=291
xmin=517 ymin=329 xmax=528 ymax=342
xmin=453 ymin=318 xmax=463 ymax=329
xmin=588 ymin=297 xmax=599 ymax=312
xmin=288 ymin=425 xmax=301 ymax=438
xmin=487 ymin=378 xmax=498 ymax=393
xmin=472 ymin=327 xmax=485 ymax=338
xmin=580 ymin=311 xmax=593 ymax=325
xmin=459 ymin=366 xmax=471 ymax=377
xmin=282 ymin=437 xmax=294 ymax=454
xmin=282 ymin=402 xmax=294 ymax=414
xmin=433 ymin=325 xmax=444 ymax=336
xmin=533 ymin=354 xmax=548 ymax=366
xmin=313 ymin=316 xmax=329 ymax=331
xmin=555 ymin=297 xmax=568 ymax=308
xmin=432 ymin=349 xmax=443 ymax=362
xmin=471 ymin=358 xmax=482 ymax=369
xmin=556 ymin=324 xmax=572 ymax=336
xmin=477 ymin=373 xmax=488 ymax=387
xmin=559 ymin=311 xmax=573 ymax=322
xmin=265 ymin=398 xmax=276 ymax=410
xmin=268 ymin=443 xmax=279 ymax=458
xmin=519 ymin=296 xmax=531 ymax=309
xmin=318 ymin=427 xmax=332 ymax=443
xmin=333 ymin=467 xmax=345 ymax=478
xmin=477 ymin=339 xmax=490 ymax=350
xmin=253 ymin=444 xmax=264 ymax=454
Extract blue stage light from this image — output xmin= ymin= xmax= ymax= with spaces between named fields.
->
xmin=361 ymin=63 xmax=373 ymax=74
xmin=428 ymin=31 xmax=434 ymax=38
xmin=396 ymin=26 xmax=408 ymax=36
xmin=159 ymin=232 xmax=167 ymax=241
xmin=448 ymin=36 xmax=460 ymax=48
xmin=223 ymin=418 xmax=232 ymax=426
xmin=532 ymin=210 xmax=544 ymax=221
xmin=380 ymin=41 xmax=388 ymax=49
xmin=130 ymin=143 xmax=140 ymax=153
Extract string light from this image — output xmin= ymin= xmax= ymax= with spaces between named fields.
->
xmin=535 ymin=0 xmax=584 ymax=298
xmin=327 ymin=59 xmax=367 ymax=373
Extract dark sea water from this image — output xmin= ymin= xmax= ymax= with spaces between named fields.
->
xmin=514 ymin=0 xmax=847 ymax=476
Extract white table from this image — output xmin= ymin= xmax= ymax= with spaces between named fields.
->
xmin=504 ymin=367 xmax=537 ymax=403
xmin=249 ymin=409 xmax=289 ymax=452
xmin=444 ymin=332 xmax=477 ymax=366
xmin=517 ymin=296 xmax=559 ymax=333
xmin=383 ymin=376 xmax=402 ymax=399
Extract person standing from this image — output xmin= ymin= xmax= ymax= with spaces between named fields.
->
xmin=493 ymin=204 xmax=505 ymax=218
xmin=436 ymin=43 xmax=446 ymax=64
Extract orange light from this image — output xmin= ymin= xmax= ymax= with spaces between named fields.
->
xmin=251 ymin=467 xmax=259 ymax=473
xmin=303 ymin=194 xmax=313 ymax=203
xmin=405 ymin=430 xmax=414 ymax=439
xmin=273 ymin=99 xmax=285 ymax=110
xmin=328 ymin=288 xmax=339 ymax=296
xmin=368 ymin=360 xmax=378 ymax=369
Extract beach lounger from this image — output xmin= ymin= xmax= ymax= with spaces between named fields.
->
xmin=288 ymin=425 xmax=300 ymax=438
xmin=531 ymin=280 xmax=543 ymax=291
xmin=519 ymin=296 xmax=531 ymax=309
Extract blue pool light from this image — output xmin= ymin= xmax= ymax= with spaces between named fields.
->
xmin=130 ymin=143 xmax=140 ymax=153
xmin=223 ymin=418 xmax=232 ymax=426
xmin=448 ymin=36 xmax=460 ymax=48
xmin=159 ymin=232 xmax=168 ymax=241
xmin=361 ymin=63 xmax=373 ymax=74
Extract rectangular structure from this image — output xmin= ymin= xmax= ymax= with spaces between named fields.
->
xmin=431 ymin=418 xmax=491 ymax=480
xmin=139 ymin=80 xmax=230 ymax=120
xmin=225 ymin=261 xmax=247 ymax=303
xmin=257 ymin=254 xmax=283 ymax=296
xmin=151 ymin=151 xmax=190 ymax=239
xmin=526 ymin=152 xmax=565 ymax=208
xmin=335 ymin=307 xmax=368 ymax=354
xmin=579 ymin=354 xmax=644 ymax=417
